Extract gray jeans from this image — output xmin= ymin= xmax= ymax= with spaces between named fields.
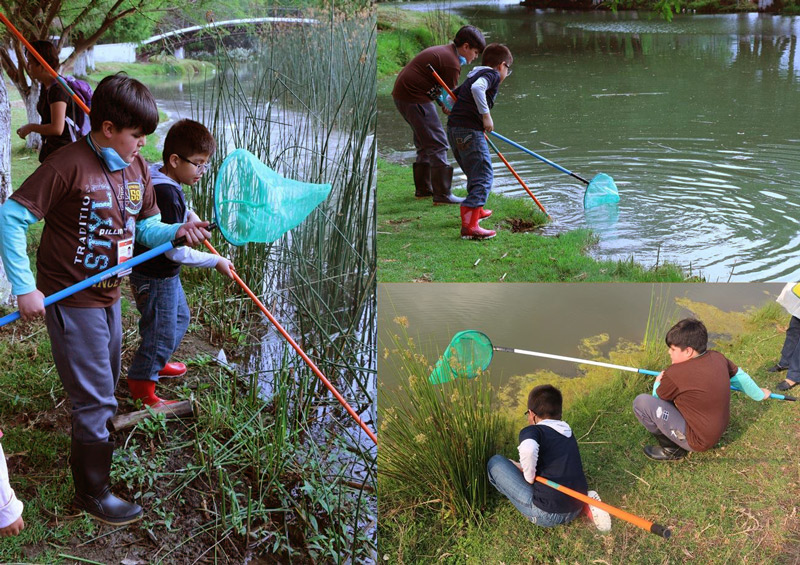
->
xmin=45 ymin=301 xmax=121 ymax=443
xmin=393 ymin=98 xmax=449 ymax=167
xmin=632 ymin=394 xmax=693 ymax=451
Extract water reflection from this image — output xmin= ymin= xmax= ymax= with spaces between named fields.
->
xmin=378 ymin=282 xmax=783 ymax=390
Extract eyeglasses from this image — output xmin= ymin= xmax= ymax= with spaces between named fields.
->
xmin=503 ymin=62 xmax=513 ymax=76
xmin=177 ymin=155 xmax=210 ymax=174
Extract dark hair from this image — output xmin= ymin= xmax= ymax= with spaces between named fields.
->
xmin=162 ymin=119 xmax=216 ymax=164
xmin=528 ymin=384 xmax=562 ymax=420
xmin=453 ymin=25 xmax=486 ymax=52
xmin=665 ymin=318 xmax=708 ymax=354
xmin=89 ymin=73 xmax=159 ymax=134
xmin=482 ymin=43 xmax=513 ymax=69
xmin=27 ymin=40 xmax=60 ymax=71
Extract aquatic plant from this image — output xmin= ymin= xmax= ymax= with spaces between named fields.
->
xmin=170 ymin=6 xmax=377 ymax=560
xmin=379 ymin=327 xmax=512 ymax=523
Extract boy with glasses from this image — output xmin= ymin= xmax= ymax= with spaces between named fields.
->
xmin=128 ymin=119 xmax=234 ymax=407
xmin=447 ymin=43 xmax=514 ymax=240
xmin=487 ymin=384 xmax=611 ymax=531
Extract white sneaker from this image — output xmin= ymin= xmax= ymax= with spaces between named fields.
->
xmin=585 ymin=490 xmax=612 ymax=533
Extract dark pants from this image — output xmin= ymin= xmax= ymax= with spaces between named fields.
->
xmin=779 ymin=315 xmax=800 ymax=383
xmin=45 ymin=302 xmax=121 ymax=443
xmin=632 ymin=394 xmax=693 ymax=451
xmin=393 ymin=98 xmax=449 ymax=167
xmin=447 ymin=125 xmax=493 ymax=208
xmin=128 ymin=272 xmax=190 ymax=382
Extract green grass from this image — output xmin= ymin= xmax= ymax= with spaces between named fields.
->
xmin=88 ymin=58 xmax=216 ymax=81
xmin=379 ymin=301 xmax=800 ymax=563
xmin=377 ymin=159 xmax=692 ymax=282
xmin=377 ymin=5 xmax=467 ymax=80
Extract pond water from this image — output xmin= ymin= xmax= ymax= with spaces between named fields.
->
xmin=378 ymin=282 xmax=786 ymax=390
xmin=378 ymin=3 xmax=800 ymax=281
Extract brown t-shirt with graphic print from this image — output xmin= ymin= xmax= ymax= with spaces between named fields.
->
xmin=656 ymin=350 xmax=738 ymax=452
xmin=11 ymin=138 xmax=159 ymax=308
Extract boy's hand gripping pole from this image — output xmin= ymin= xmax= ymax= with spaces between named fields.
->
xmin=426 ymin=64 xmax=550 ymax=218
xmin=0 ymin=228 xmax=211 ymax=328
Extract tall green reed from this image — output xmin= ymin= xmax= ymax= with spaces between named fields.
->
xmin=379 ymin=328 xmax=512 ymax=523
xmin=168 ymin=6 xmax=376 ymax=560
xmin=184 ymin=7 xmax=377 ymax=419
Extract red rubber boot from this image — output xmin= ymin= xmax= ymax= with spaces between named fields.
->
xmin=158 ymin=362 xmax=187 ymax=378
xmin=479 ymin=208 xmax=492 ymax=219
xmin=460 ymin=206 xmax=496 ymax=240
xmin=127 ymin=380 xmax=177 ymax=407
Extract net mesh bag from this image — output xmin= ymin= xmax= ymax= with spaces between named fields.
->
xmin=583 ymin=173 xmax=619 ymax=209
xmin=214 ymin=148 xmax=332 ymax=246
xmin=428 ymin=330 xmax=494 ymax=384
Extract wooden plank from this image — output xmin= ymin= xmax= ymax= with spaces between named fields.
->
xmin=109 ymin=400 xmax=195 ymax=432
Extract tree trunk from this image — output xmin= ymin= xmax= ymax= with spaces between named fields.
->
xmin=0 ymin=72 xmax=13 ymax=306
xmin=73 ymin=51 xmax=88 ymax=78
xmin=23 ymin=88 xmax=41 ymax=152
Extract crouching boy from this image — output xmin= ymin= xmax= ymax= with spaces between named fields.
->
xmin=488 ymin=384 xmax=610 ymax=531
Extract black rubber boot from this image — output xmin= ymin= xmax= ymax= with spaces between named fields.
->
xmin=71 ymin=438 xmax=143 ymax=525
xmin=431 ymin=165 xmax=464 ymax=205
xmin=643 ymin=431 xmax=687 ymax=461
xmin=412 ymin=163 xmax=433 ymax=198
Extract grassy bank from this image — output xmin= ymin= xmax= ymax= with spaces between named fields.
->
xmin=378 ymin=159 xmax=691 ymax=282
xmin=378 ymin=300 xmax=800 ymax=563
xmin=377 ymin=5 xmax=467 ymax=80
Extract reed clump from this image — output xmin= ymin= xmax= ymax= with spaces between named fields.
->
xmin=379 ymin=329 xmax=512 ymax=523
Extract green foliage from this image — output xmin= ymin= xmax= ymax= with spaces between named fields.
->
xmin=377 ymin=6 xmax=467 ymax=79
xmin=379 ymin=326 xmax=512 ymax=523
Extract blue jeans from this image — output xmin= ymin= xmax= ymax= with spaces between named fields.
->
xmin=780 ymin=316 xmax=800 ymax=383
xmin=487 ymin=455 xmax=582 ymax=527
xmin=447 ymin=125 xmax=493 ymax=208
xmin=128 ymin=272 xmax=190 ymax=382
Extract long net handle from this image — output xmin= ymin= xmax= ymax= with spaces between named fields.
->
xmin=493 ymin=346 xmax=658 ymax=376
xmin=203 ymin=241 xmax=377 ymax=445
xmin=535 ymin=476 xmax=671 ymax=538
xmin=426 ymin=64 xmax=549 ymax=218
xmin=0 ymin=13 xmax=91 ymax=115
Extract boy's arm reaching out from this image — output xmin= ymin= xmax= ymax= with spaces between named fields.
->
xmin=730 ymin=367 xmax=770 ymax=400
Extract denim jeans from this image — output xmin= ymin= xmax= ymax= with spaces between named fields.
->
xmin=780 ymin=316 xmax=800 ymax=382
xmin=447 ymin=125 xmax=493 ymax=208
xmin=128 ymin=272 xmax=190 ymax=382
xmin=487 ymin=455 xmax=582 ymax=527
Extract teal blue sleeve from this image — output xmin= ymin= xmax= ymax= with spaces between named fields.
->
xmin=730 ymin=368 xmax=766 ymax=401
xmin=135 ymin=214 xmax=181 ymax=249
xmin=0 ymin=199 xmax=39 ymax=296
xmin=652 ymin=379 xmax=660 ymax=397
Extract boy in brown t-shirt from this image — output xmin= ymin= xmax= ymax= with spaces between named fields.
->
xmin=633 ymin=319 xmax=771 ymax=461
xmin=0 ymin=73 xmax=210 ymax=525
xmin=392 ymin=25 xmax=485 ymax=204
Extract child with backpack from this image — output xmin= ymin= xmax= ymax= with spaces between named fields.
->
xmin=16 ymin=40 xmax=91 ymax=162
